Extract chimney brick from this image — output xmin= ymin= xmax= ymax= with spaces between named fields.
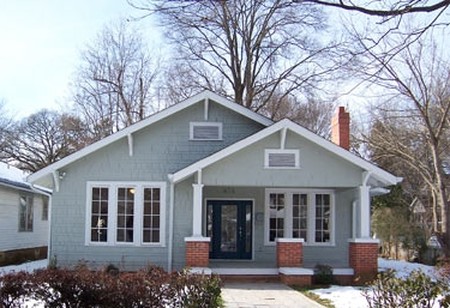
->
xmin=331 ymin=106 xmax=350 ymax=150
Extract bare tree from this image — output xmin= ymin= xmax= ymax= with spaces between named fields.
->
xmin=0 ymin=100 xmax=13 ymax=154
xmin=130 ymin=0 xmax=345 ymax=112
xmin=359 ymin=39 xmax=450 ymax=250
xmin=71 ymin=21 xmax=159 ymax=139
xmin=261 ymin=92 xmax=335 ymax=137
xmin=2 ymin=110 xmax=89 ymax=172
xmin=298 ymin=0 xmax=450 ymax=17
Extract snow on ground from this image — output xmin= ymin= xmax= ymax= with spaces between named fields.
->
xmin=312 ymin=258 xmax=441 ymax=308
xmin=313 ymin=285 xmax=368 ymax=308
xmin=378 ymin=257 xmax=438 ymax=279
xmin=0 ymin=259 xmax=47 ymax=275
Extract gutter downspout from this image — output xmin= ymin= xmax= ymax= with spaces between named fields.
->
xmin=167 ymin=174 xmax=175 ymax=272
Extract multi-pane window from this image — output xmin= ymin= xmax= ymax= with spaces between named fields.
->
xmin=315 ymin=194 xmax=331 ymax=243
xmin=87 ymin=182 xmax=165 ymax=246
xmin=292 ymin=194 xmax=308 ymax=240
xmin=19 ymin=196 xmax=33 ymax=232
xmin=269 ymin=193 xmax=285 ymax=242
xmin=143 ymin=188 xmax=160 ymax=243
xmin=117 ymin=188 xmax=135 ymax=243
xmin=91 ymin=187 xmax=109 ymax=242
xmin=266 ymin=190 xmax=333 ymax=245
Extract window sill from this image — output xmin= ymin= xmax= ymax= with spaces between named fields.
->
xmin=85 ymin=242 xmax=165 ymax=248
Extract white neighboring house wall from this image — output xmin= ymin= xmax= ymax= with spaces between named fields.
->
xmin=0 ymin=163 xmax=50 ymax=253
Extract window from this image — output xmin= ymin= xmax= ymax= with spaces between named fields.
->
xmin=315 ymin=194 xmax=331 ymax=243
xmin=268 ymin=193 xmax=285 ymax=242
xmin=91 ymin=187 xmax=109 ymax=242
xmin=19 ymin=196 xmax=33 ymax=232
xmin=292 ymin=193 xmax=308 ymax=240
xmin=117 ymin=188 xmax=135 ymax=243
xmin=143 ymin=187 xmax=161 ymax=243
xmin=86 ymin=182 xmax=166 ymax=246
xmin=190 ymin=122 xmax=222 ymax=140
xmin=42 ymin=196 xmax=49 ymax=221
xmin=264 ymin=149 xmax=300 ymax=168
xmin=265 ymin=189 xmax=334 ymax=245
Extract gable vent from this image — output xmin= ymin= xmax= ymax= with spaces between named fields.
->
xmin=265 ymin=150 xmax=300 ymax=168
xmin=190 ymin=122 xmax=222 ymax=140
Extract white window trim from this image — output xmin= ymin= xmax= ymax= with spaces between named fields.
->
xmin=264 ymin=188 xmax=335 ymax=246
xmin=85 ymin=181 xmax=166 ymax=247
xmin=189 ymin=122 xmax=223 ymax=141
xmin=264 ymin=149 xmax=300 ymax=169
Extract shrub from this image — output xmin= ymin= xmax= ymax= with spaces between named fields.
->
xmin=0 ymin=266 xmax=223 ymax=307
xmin=364 ymin=269 xmax=447 ymax=308
xmin=0 ymin=271 xmax=36 ymax=308
xmin=314 ymin=264 xmax=334 ymax=285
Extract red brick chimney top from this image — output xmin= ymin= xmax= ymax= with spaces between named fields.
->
xmin=331 ymin=106 xmax=350 ymax=150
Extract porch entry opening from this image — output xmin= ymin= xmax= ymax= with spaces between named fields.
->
xmin=207 ymin=200 xmax=252 ymax=260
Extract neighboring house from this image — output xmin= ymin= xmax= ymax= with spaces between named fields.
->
xmin=29 ymin=91 xmax=401 ymax=285
xmin=0 ymin=162 xmax=50 ymax=266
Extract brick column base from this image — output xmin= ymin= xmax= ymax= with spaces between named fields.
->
xmin=185 ymin=237 xmax=210 ymax=268
xmin=349 ymin=239 xmax=379 ymax=284
xmin=276 ymin=238 xmax=303 ymax=267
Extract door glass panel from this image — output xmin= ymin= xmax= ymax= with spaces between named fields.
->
xmin=207 ymin=204 xmax=213 ymax=253
xmin=221 ymin=205 xmax=237 ymax=252
xmin=245 ymin=203 xmax=252 ymax=253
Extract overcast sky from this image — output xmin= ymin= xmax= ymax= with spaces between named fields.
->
xmin=0 ymin=1 xmax=158 ymax=119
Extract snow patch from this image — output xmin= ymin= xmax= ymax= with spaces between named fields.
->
xmin=0 ymin=162 xmax=28 ymax=183
xmin=0 ymin=259 xmax=47 ymax=276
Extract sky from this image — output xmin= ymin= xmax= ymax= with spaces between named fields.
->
xmin=0 ymin=1 xmax=158 ymax=119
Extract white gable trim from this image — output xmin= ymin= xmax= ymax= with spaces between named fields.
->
xmin=170 ymin=119 xmax=402 ymax=186
xmin=28 ymin=90 xmax=273 ymax=185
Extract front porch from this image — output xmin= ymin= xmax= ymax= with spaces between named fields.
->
xmin=180 ymin=184 xmax=379 ymax=286
xmin=186 ymin=236 xmax=361 ymax=285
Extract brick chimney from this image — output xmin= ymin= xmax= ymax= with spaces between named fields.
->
xmin=331 ymin=106 xmax=350 ymax=150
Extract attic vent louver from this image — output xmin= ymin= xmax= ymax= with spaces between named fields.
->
xmin=265 ymin=150 xmax=300 ymax=168
xmin=190 ymin=122 xmax=223 ymax=140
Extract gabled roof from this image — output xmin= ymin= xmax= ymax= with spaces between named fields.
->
xmin=169 ymin=119 xmax=402 ymax=187
xmin=28 ymin=90 xmax=273 ymax=186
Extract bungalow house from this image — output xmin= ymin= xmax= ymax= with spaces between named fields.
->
xmin=28 ymin=91 xmax=401 ymax=284
xmin=0 ymin=162 xmax=50 ymax=266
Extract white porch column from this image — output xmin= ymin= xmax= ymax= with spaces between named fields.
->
xmin=192 ymin=183 xmax=204 ymax=237
xmin=359 ymin=185 xmax=371 ymax=238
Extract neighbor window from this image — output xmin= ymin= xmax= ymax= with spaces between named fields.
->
xmin=86 ymin=182 xmax=166 ymax=246
xmin=19 ymin=196 xmax=33 ymax=232
xmin=42 ymin=196 xmax=49 ymax=221
xmin=265 ymin=189 xmax=334 ymax=245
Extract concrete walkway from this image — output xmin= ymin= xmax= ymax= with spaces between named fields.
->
xmin=221 ymin=282 xmax=325 ymax=308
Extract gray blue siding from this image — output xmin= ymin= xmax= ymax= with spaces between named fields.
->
xmin=50 ymin=100 xmax=264 ymax=270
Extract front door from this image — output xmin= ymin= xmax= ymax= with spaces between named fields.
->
xmin=207 ymin=200 xmax=252 ymax=259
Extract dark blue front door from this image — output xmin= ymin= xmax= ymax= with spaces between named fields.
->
xmin=207 ymin=200 xmax=252 ymax=259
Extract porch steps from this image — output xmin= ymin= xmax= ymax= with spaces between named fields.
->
xmin=211 ymin=268 xmax=280 ymax=282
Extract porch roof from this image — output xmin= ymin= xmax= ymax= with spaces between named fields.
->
xmin=169 ymin=119 xmax=402 ymax=187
